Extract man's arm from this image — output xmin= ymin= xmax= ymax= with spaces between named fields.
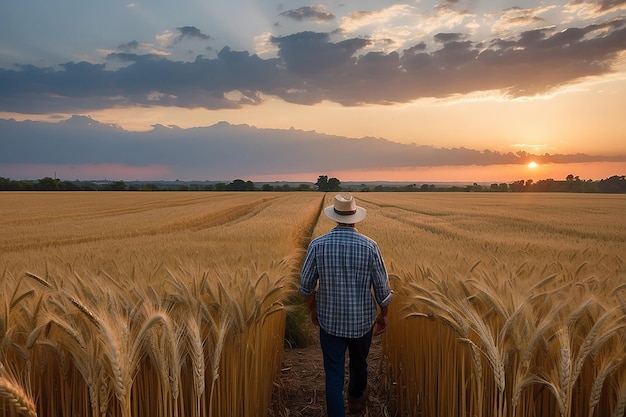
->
xmin=300 ymin=244 xmax=319 ymax=326
xmin=371 ymin=245 xmax=391 ymax=336
xmin=304 ymin=293 xmax=319 ymax=326
xmin=373 ymin=305 xmax=388 ymax=336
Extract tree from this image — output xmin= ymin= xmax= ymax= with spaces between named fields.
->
xmin=224 ymin=179 xmax=256 ymax=191
xmin=509 ymin=180 xmax=526 ymax=192
xmin=327 ymin=177 xmax=341 ymax=191
xmin=106 ymin=181 xmax=128 ymax=191
xmin=315 ymin=175 xmax=341 ymax=192
xmin=598 ymin=175 xmax=626 ymax=193
xmin=37 ymin=177 xmax=60 ymax=191
xmin=315 ymin=175 xmax=329 ymax=191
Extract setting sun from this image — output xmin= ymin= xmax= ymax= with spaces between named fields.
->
xmin=528 ymin=161 xmax=538 ymax=168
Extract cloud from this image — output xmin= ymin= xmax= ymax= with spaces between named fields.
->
xmin=1 ymin=116 xmax=624 ymax=180
xmin=570 ymin=0 xmax=626 ymax=13
xmin=280 ymin=6 xmax=334 ymax=22
xmin=117 ymin=40 xmax=140 ymax=52
xmin=1 ymin=18 xmax=625 ymax=112
xmin=175 ymin=26 xmax=211 ymax=42
xmin=433 ymin=32 xmax=465 ymax=43
xmin=565 ymin=0 xmax=626 ymax=20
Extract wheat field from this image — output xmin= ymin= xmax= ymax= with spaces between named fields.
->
xmin=350 ymin=193 xmax=626 ymax=417
xmin=1 ymin=191 xmax=323 ymax=417
xmin=1 ymin=191 xmax=625 ymax=417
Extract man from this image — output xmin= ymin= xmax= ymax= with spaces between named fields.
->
xmin=300 ymin=193 xmax=393 ymax=416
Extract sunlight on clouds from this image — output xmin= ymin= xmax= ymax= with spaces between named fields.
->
xmin=146 ymin=91 xmax=177 ymax=102
xmin=339 ymin=4 xmax=470 ymax=52
xmin=254 ymin=32 xmax=277 ymax=58
xmin=96 ymin=48 xmax=116 ymax=57
xmin=340 ymin=5 xmax=414 ymax=33
xmin=563 ymin=1 xmax=626 ymax=22
xmin=156 ymin=30 xmax=176 ymax=48
xmin=512 ymin=143 xmax=550 ymax=154
xmin=488 ymin=5 xmax=557 ymax=38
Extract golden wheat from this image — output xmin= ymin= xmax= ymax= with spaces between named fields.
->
xmin=363 ymin=193 xmax=626 ymax=417
xmin=2 ymin=192 xmax=625 ymax=416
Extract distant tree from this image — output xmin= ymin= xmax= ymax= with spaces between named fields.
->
xmin=315 ymin=175 xmax=340 ymax=191
xmin=226 ymin=179 xmax=256 ymax=191
xmin=598 ymin=175 xmax=626 ymax=193
xmin=142 ymin=183 xmax=161 ymax=191
xmin=469 ymin=183 xmax=483 ymax=192
xmin=0 ymin=177 xmax=12 ymax=190
xmin=106 ymin=181 xmax=128 ymax=191
xmin=509 ymin=180 xmax=525 ymax=192
xmin=60 ymin=181 xmax=82 ymax=191
xmin=327 ymin=177 xmax=341 ymax=192
xmin=262 ymin=184 xmax=274 ymax=191
xmin=315 ymin=175 xmax=329 ymax=191
xmin=37 ymin=177 xmax=60 ymax=191
xmin=533 ymin=178 xmax=555 ymax=192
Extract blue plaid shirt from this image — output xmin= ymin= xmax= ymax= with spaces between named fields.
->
xmin=300 ymin=226 xmax=392 ymax=338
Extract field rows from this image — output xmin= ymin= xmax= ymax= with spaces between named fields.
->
xmin=2 ymin=192 xmax=626 ymax=417
xmin=350 ymin=193 xmax=626 ymax=417
xmin=1 ymin=192 xmax=324 ymax=417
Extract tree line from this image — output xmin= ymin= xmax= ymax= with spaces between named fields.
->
xmin=1 ymin=174 xmax=625 ymax=193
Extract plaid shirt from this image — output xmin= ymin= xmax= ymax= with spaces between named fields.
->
xmin=300 ymin=226 xmax=392 ymax=338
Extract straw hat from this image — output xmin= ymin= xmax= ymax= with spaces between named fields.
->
xmin=323 ymin=193 xmax=367 ymax=224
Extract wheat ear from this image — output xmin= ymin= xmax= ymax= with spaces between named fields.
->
xmin=0 ymin=376 xmax=38 ymax=417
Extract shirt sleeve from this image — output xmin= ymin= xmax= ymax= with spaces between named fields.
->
xmin=299 ymin=245 xmax=318 ymax=296
xmin=371 ymin=245 xmax=392 ymax=307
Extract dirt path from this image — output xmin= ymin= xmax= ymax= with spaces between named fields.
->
xmin=270 ymin=323 xmax=393 ymax=417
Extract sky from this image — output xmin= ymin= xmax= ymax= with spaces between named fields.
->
xmin=1 ymin=0 xmax=625 ymax=183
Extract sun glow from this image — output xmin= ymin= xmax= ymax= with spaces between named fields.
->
xmin=528 ymin=161 xmax=538 ymax=168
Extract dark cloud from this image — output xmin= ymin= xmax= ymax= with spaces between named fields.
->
xmin=280 ymin=6 xmax=335 ymax=22
xmin=434 ymin=33 xmax=464 ymax=44
xmin=175 ymin=26 xmax=211 ymax=42
xmin=2 ymin=116 xmax=623 ymax=179
xmin=117 ymin=40 xmax=140 ymax=53
xmin=1 ymin=18 xmax=626 ymax=112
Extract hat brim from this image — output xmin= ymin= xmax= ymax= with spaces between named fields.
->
xmin=323 ymin=205 xmax=367 ymax=223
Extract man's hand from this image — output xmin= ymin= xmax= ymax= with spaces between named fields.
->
xmin=305 ymin=294 xmax=319 ymax=326
xmin=373 ymin=309 xmax=388 ymax=336
xmin=310 ymin=308 xmax=319 ymax=326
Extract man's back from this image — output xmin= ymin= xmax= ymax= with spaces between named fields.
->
xmin=300 ymin=225 xmax=391 ymax=338
xmin=299 ymin=194 xmax=392 ymax=417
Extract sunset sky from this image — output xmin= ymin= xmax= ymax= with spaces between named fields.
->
xmin=1 ymin=0 xmax=625 ymax=182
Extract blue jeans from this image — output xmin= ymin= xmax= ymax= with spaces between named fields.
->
xmin=319 ymin=327 xmax=373 ymax=417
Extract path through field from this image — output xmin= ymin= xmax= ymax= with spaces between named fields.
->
xmin=271 ymin=324 xmax=391 ymax=417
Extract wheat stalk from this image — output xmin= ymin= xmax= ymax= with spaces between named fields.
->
xmin=0 ymin=376 xmax=37 ymax=417
xmin=588 ymin=354 xmax=621 ymax=417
